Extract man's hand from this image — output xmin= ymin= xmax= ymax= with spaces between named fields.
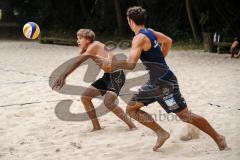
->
xmin=52 ymin=53 xmax=91 ymax=90
xmin=52 ymin=74 xmax=66 ymax=89
xmin=97 ymin=36 xmax=142 ymax=71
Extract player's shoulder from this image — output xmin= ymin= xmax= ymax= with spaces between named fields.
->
xmin=147 ymin=28 xmax=161 ymax=35
xmin=86 ymin=41 xmax=102 ymax=52
xmin=133 ymin=34 xmax=145 ymax=46
xmin=148 ymin=28 xmax=154 ymax=32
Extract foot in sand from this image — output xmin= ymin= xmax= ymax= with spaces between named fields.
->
xmin=153 ymin=131 xmax=170 ymax=151
xmin=91 ymin=127 xmax=103 ymax=132
xmin=217 ymin=135 xmax=231 ymax=151
xmin=180 ymin=124 xmax=200 ymax=141
xmin=129 ymin=126 xmax=137 ymax=131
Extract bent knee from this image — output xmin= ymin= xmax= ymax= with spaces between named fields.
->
xmin=126 ymin=105 xmax=137 ymax=115
xmin=178 ymin=113 xmax=193 ymax=123
xmin=126 ymin=101 xmax=143 ymax=114
xmin=103 ymin=99 xmax=115 ymax=109
xmin=81 ymin=95 xmax=93 ymax=103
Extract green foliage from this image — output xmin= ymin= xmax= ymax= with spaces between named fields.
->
xmin=6 ymin=0 xmax=240 ymax=41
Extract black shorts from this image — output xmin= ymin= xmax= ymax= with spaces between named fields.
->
xmin=130 ymin=70 xmax=187 ymax=113
xmin=91 ymin=70 xmax=125 ymax=96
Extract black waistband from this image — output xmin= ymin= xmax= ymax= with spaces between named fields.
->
xmin=104 ymin=69 xmax=123 ymax=76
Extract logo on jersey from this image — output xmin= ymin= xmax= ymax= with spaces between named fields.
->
xmin=154 ymin=40 xmax=159 ymax=48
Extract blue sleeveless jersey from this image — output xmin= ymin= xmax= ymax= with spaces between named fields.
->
xmin=139 ymin=28 xmax=170 ymax=80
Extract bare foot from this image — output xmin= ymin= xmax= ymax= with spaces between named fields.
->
xmin=153 ymin=131 xmax=170 ymax=151
xmin=129 ymin=126 xmax=137 ymax=131
xmin=128 ymin=123 xmax=137 ymax=131
xmin=91 ymin=127 xmax=103 ymax=132
xmin=217 ymin=135 xmax=231 ymax=151
xmin=180 ymin=124 xmax=200 ymax=141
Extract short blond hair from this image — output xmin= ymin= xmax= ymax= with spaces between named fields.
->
xmin=77 ymin=29 xmax=95 ymax=42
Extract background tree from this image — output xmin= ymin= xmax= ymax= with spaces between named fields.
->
xmin=3 ymin=0 xmax=240 ymax=41
xmin=185 ymin=0 xmax=200 ymax=42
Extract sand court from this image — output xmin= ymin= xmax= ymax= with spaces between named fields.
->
xmin=0 ymin=41 xmax=239 ymax=160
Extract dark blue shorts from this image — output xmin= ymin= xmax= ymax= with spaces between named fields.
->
xmin=130 ymin=70 xmax=187 ymax=113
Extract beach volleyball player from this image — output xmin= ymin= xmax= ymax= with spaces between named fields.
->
xmin=52 ymin=29 xmax=136 ymax=131
xmin=101 ymin=6 xmax=230 ymax=151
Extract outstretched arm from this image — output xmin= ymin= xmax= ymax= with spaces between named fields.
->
xmin=150 ymin=29 xmax=172 ymax=57
xmin=63 ymin=53 xmax=91 ymax=77
xmin=111 ymin=36 xmax=143 ymax=70
xmin=52 ymin=52 xmax=92 ymax=89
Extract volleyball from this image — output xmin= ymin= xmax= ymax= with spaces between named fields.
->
xmin=23 ymin=22 xmax=40 ymax=39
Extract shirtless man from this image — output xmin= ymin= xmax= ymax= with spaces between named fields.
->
xmin=230 ymin=35 xmax=240 ymax=58
xmin=52 ymin=29 xmax=136 ymax=131
xmin=101 ymin=6 xmax=230 ymax=151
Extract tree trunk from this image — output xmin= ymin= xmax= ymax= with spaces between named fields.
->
xmin=185 ymin=0 xmax=199 ymax=42
xmin=113 ymin=0 xmax=124 ymax=35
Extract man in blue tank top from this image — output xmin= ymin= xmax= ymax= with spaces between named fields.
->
xmin=101 ymin=6 xmax=229 ymax=151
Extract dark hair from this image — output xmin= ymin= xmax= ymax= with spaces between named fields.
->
xmin=126 ymin=6 xmax=147 ymax=25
